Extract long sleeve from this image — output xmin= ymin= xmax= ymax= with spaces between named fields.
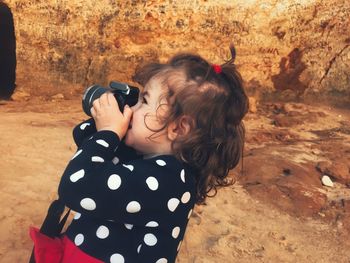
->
xmin=72 ymin=118 xmax=96 ymax=148
xmin=58 ymin=130 xmax=196 ymax=226
xmin=72 ymin=118 xmax=140 ymax=162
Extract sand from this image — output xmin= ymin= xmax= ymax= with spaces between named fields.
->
xmin=0 ymin=98 xmax=349 ymax=263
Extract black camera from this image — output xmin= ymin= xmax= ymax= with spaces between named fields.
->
xmin=82 ymin=81 xmax=140 ymax=116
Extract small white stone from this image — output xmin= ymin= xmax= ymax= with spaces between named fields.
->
xmin=321 ymin=175 xmax=334 ymax=187
xmin=51 ymin=93 xmax=64 ymax=99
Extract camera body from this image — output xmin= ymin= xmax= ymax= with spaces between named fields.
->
xmin=82 ymin=81 xmax=140 ymax=116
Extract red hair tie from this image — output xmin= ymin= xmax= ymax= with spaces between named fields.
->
xmin=212 ymin=64 xmax=222 ymax=74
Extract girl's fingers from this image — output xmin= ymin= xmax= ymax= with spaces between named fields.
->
xmin=123 ymin=105 xmax=133 ymax=122
xmin=107 ymin=93 xmax=118 ymax=108
xmin=92 ymin=99 xmax=100 ymax=111
xmin=99 ymin=93 xmax=109 ymax=107
xmin=90 ymin=107 xmax=96 ymax=117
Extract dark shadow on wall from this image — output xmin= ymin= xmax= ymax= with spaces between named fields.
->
xmin=271 ymin=48 xmax=307 ymax=96
xmin=0 ymin=2 xmax=16 ymax=100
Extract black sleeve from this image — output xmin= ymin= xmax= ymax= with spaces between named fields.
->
xmin=58 ymin=130 xmax=194 ymax=225
xmin=72 ymin=118 xmax=96 ymax=148
xmin=72 ymin=118 xmax=140 ymax=162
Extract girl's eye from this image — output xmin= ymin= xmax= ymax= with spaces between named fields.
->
xmin=142 ymin=97 xmax=148 ymax=104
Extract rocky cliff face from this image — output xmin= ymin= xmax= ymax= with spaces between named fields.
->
xmin=4 ymin=0 xmax=350 ymax=102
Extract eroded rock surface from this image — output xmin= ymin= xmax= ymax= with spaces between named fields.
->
xmin=4 ymin=0 xmax=350 ymax=103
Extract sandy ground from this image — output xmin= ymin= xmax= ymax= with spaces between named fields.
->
xmin=0 ymin=97 xmax=349 ymax=263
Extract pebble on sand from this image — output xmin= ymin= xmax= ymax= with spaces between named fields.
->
xmin=321 ymin=175 xmax=334 ymax=187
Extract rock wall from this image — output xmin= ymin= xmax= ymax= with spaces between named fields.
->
xmin=4 ymin=0 xmax=350 ymax=102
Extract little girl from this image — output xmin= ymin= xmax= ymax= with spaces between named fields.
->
xmin=30 ymin=45 xmax=248 ymax=263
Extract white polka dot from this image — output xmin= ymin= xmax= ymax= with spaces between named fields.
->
xmin=146 ymin=177 xmax=158 ymax=191
xmin=112 ymin=157 xmax=120 ymax=164
xmin=187 ymin=209 xmax=193 ymax=219
xmin=181 ymin=192 xmax=191 ymax=204
xmin=107 ymin=174 xmax=122 ymax=190
xmin=123 ymin=164 xmax=134 ymax=171
xmin=110 ymin=253 xmax=125 ymax=263
xmin=71 ymin=149 xmax=82 ymax=160
xmin=88 ymin=136 xmax=93 ymax=140
xmin=177 ymin=240 xmax=182 ymax=251
xmin=144 ymin=233 xmax=157 ymax=246
xmin=80 ymin=123 xmax=90 ymax=130
xmin=92 ymin=156 xmax=104 ymax=162
xmin=167 ymin=198 xmax=180 ymax=212
xmin=137 ymin=244 xmax=142 ymax=253
xmin=180 ymin=169 xmax=185 ymax=183
xmin=80 ymin=198 xmax=96 ymax=210
xmin=70 ymin=169 xmax=85 ymax=182
xmin=145 ymin=221 xmax=159 ymax=227
xmin=74 ymin=234 xmax=84 ymax=246
xmin=96 ymin=139 xmax=109 ymax=147
xmin=74 ymin=212 xmax=81 ymax=220
xmin=124 ymin=223 xmax=133 ymax=230
xmin=156 ymin=258 xmax=168 ymax=263
xmin=96 ymin=225 xmax=109 ymax=239
xmin=126 ymin=201 xmax=141 ymax=213
xmin=172 ymin=226 xmax=180 ymax=238
xmin=156 ymin=160 xmax=166 ymax=166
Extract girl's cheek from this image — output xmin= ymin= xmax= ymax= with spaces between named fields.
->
xmin=131 ymin=101 xmax=141 ymax=111
xmin=132 ymin=112 xmax=140 ymax=124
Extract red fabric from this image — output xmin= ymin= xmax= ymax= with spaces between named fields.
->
xmin=29 ymin=227 xmax=103 ymax=263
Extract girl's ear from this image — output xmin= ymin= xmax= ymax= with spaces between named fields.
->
xmin=167 ymin=115 xmax=192 ymax=141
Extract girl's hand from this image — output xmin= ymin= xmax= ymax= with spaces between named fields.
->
xmin=90 ymin=93 xmax=133 ymax=139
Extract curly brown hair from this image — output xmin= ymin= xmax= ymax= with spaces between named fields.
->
xmin=132 ymin=45 xmax=249 ymax=205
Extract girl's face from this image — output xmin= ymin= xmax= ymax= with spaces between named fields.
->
xmin=124 ymin=77 xmax=171 ymax=155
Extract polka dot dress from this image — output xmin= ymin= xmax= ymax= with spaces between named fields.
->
xmin=58 ymin=119 xmax=196 ymax=263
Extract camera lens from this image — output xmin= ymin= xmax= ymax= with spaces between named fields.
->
xmin=82 ymin=85 xmax=109 ymax=116
xmin=82 ymin=82 xmax=140 ymax=116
